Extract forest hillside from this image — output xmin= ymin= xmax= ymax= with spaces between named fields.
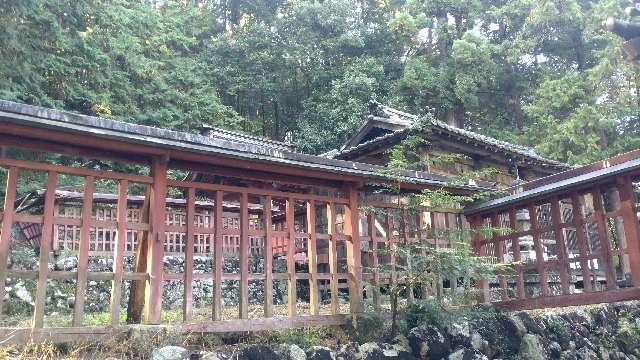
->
xmin=1 ymin=0 xmax=639 ymax=164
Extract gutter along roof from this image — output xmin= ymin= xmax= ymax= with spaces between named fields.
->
xmin=0 ymin=100 xmax=492 ymax=191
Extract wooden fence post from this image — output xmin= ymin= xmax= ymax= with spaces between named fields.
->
xmin=184 ymin=187 xmax=196 ymax=321
xmin=110 ymin=179 xmax=128 ymax=325
xmin=617 ymin=176 xmax=640 ymax=287
xmin=264 ymin=195 xmax=274 ymax=317
xmin=33 ymin=171 xmax=58 ymax=328
xmin=144 ymin=157 xmax=168 ymax=325
xmin=0 ymin=167 xmax=18 ymax=317
xmin=127 ymin=186 xmax=150 ymax=324
xmin=73 ymin=176 xmax=94 ymax=326
xmin=344 ymin=185 xmax=362 ymax=315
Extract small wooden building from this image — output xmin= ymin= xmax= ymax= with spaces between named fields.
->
xmin=325 ymin=101 xmax=571 ymax=187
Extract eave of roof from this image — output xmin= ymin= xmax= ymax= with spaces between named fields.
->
xmin=0 ymin=100 xmax=491 ymax=191
xmin=334 ymin=103 xmax=571 ymax=171
xmin=464 ymin=154 xmax=640 ymax=216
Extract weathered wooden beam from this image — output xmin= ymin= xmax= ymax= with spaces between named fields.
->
xmin=183 ymin=187 xmax=196 ymax=321
xmin=306 ymin=200 xmax=319 ymax=316
xmin=110 ymin=180 xmax=128 ymax=326
xmin=617 ymin=176 xmax=640 ymax=287
xmin=263 ymin=195 xmax=274 ymax=317
xmin=344 ymin=186 xmax=362 ymax=315
xmin=0 ymin=167 xmax=18 ymax=316
xmin=127 ymin=186 xmax=151 ymax=324
xmin=73 ymin=176 xmax=94 ymax=326
xmin=143 ymin=158 xmax=168 ymax=324
xmin=32 ymin=171 xmax=58 ymax=328
xmin=239 ymin=192 xmax=249 ymax=319
xmin=213 ymin=190 xmax=223 ymax=321
xmin=286 ymin=197 xmax=297 ymax=317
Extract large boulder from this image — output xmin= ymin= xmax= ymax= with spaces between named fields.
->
xmin=447 ymin=348 xmax=488 ymax=360
xmin=276 ymin=344 xmax=307 ymax=360
xmin=517 ymin=334 xmax=545 ymax=360
xmin=336 ymin=342 xmax=360 ymax=360
xmin=151 ymin=346 xmax=190 ymax=360
xmin=408 ymin=325 xmax=451 ymax=360
xmin=307 ymin=346 xmax=335 ymax=360
xmin=233 ymin=344 xmax=280 ymax=360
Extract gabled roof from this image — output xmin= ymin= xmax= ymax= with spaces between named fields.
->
xmin=330 ymin=101 xmax=571 ymax=173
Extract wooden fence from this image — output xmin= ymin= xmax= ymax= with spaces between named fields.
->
xmin=0 ymin=156 xmax=471 ymax=342
xmin=466 ymin=152 xmax=640 ymax=310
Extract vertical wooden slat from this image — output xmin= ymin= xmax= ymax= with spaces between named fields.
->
xmin=470 ymin=217 xmax=490 ymax=303
xmin=617 ymin=176 xmax=640 ymax=287
xmin=592 ymin=188 xmax=616 ymax=290
xmin=110 ymin=179 xmax=128 ymax=326
xmin=306 ymin=200 xmax=319 ymax=315
xmin=491 ymin=213 xmax=508 ymax=301
xmin=368 ymin=212 xmax=380 ymax=310
xmin=571 ymin=192 xmax=592 ymax=292
xmin=33 ymin=171 xmax=57 ymax=328
xmin=73 ymin=176 xmax=94 ymax=326
xmin=386 ymin=212 xmax=397 ymax=284
xmin=213 ymin=190 xmax=223 ymax=320
xmin=401 ymin=208 xmax=414 ymax=302
xmin=344 ymin=186 xmax=362 ymax=314
xmin=508 ymin=209 xmax=525 ymax=299
xmin=183 ymin=187 xmax=195 ymax=321
xmin=239 ymin=192 xmax=249 ymax=319
xmin=0 ymin=167 xmax=18 ymax=316
xmin=127 ymin=186 xmax=150 ymax=324
xmin=327 ymin=202 xmax=338 ymax=315
xmin=528 ymin=205 xmax=550 ymax=297
xmin=263 ymin=195 xmax=273 ymax=317
xmin=286 ymin=197 xmax=297 ymax=317
xmin=550 ymin=196 xmax=570 ymax=295
xmin=144 ymin=157 xmax=167 ymax=325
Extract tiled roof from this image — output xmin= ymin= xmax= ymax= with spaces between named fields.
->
xmin=200 ymin=125 xmax=295 ymax=152
xmin=332 ymin=102 xmax=571 ymax=170
xmin=0 ymin=99 xmax=493 ymax=191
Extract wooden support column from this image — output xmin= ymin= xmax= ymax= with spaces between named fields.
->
xmin=550 ymin=196 xmax=570 ymax=295
xmin=368 ymin=212 xmax=381 ymax=310
xmin=327 ymin=202 xmax=339 ymax=315
xmin=110 ymin=179 xmax=128 ymax=325
xmin=306 ymin=200 xmax=319 ymax=316
xmin=571 ymin=192 xmax=592 ymax=292
xmin=213 ymin=190 xmax=223 ymax=320
xmin=239 ymin=192 xmax=249 ymax=319
xmin=401 ymin=208 xmax=414 ymax=302
xmin=470 ymin=217 xmax=490 ymax=303
xmin=264 ymin=195 xmax=273 ymax=317
xmin=593 ymin=188 xmax=617 ymax=290
xmin=528 ymin=205 xmax=549 ymax=297
xmin=73 ymin=176 xmax=94 ymax=326
xmin=0 ymin=167 xmax=18 ymax=316
xmin=491 ymin=213 xmax=508 ymax=301
xmin=617 ymin=176 xmax=640 ymax=287
xmin=143 ymin=157 xmax=168 ymax=325
xmin=286 ymin=197 xmax=297 ymax=317
xmin=33 ymin=171 xmax=57 ymax=328
xmin=127 ymin=186 xmax=150 ymax=324
xmin=508 ymin=209 xmax=526 ymax=299
xmin=183 ymin=187 xmax=196 ymax=321
xmin=344 ymin=186 xmax=362 ymax=315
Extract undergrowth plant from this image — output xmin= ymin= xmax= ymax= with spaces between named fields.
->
xmin=362 ymin=115 xmax=513 ymax=337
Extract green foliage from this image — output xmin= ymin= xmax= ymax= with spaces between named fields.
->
xmin=348 ymin=312 xmax=385 ymax=343
xmin=0 ymin=0 xmax=639 ymax=161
